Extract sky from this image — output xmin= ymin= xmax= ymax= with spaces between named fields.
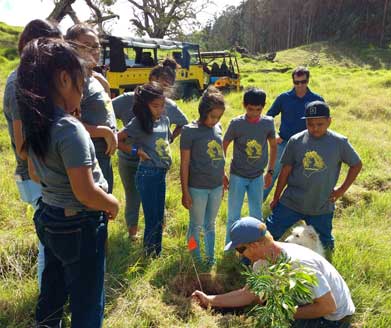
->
xmin=0 ymin=0 xmax=241 ymax=36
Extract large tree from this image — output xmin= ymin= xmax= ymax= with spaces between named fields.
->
xmin=127 ymin=0 xmax=206 ymax=38
xmin=47 ymin=0 xmax=118 ymax=34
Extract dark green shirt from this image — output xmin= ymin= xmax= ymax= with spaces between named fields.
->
xmin=280 ymin=130 xmax=361 ymax=215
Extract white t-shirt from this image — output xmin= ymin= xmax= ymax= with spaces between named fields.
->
xmin=253 ymin=242 xmax=355 ymax=321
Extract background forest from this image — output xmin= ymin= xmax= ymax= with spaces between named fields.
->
xmin=188 ymin=0 xmax=391 ymax=53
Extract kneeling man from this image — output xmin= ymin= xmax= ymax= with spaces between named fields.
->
xmin=192 ymin=217 xmax=355 ymax=328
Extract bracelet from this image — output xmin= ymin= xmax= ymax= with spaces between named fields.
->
xmin=267 ymin=169 xmax=274 ymax=175
xmin=131 ymin=145 xmax=138 ymax=156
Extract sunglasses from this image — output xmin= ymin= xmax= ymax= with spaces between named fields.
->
xmin=293 ymin=79 xmax=308 ymax=85
xmin=235 ymin=245 xmax=247 ymax=254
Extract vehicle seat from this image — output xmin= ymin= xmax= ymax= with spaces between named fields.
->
xmin=211 ymin=62 xmax=220 ymax=76
xmin=141 ymin=52 xmax=154 ymax=66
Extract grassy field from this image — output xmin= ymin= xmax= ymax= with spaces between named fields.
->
xmin=1 ymin=22 xmax=391 ymax=327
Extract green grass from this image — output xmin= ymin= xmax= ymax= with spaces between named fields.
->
xmin=1 ymin=22 xmax=391 ymax=327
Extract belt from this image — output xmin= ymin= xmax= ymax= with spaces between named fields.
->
xmin=41 ymin=202 xmax=100 ymax=218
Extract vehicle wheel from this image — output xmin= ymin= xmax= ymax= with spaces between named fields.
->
xmin=183 ymin=84 xmax=201 ymax=101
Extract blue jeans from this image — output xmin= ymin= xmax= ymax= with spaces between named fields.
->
xmin=266 ymin=202 xmax=335 ymax=250
xmin=263 ymin=139 xmax=287 ymax=201
xmin=96 ymin=153 xmax=113 ymax=194
xmin=188 ymin=185 xmax=223 ymax=262
xmin=34 ymin=202 xmax=107 ymax=328
xmin=292 ymin=318 xmax=351 ymax=328
xmin=118 ymin=157 xmax=141 ymax=228
xmin=16 ymin=178 xmax=44 ymax=290
xmin=135 ymin=166 xmax=167 ymax=256
xmin=226 ymin=174 xmax=264 ymax=244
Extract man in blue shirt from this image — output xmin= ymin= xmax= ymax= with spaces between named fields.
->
xmin=263 ymin=67 xmax=324 ymax=201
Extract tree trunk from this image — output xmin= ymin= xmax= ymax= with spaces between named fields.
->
xmin=380 ymin=0 xmax=390 ymax=46
xmin=287 ymin=6 xmax=291 ymax=49
xmin=47 ymin=0 xmax=77 ymax=23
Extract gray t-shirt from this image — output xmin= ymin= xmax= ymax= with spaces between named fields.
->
xmin=30 ymin=111 xmax=108 ymax=211
xmin=180 ymin=122 xmax=225 ymax=189
xmin=124 ymin=116 xmax=172 ymax=169
xmin=113 ymin=91 xmax=188 ymax=164
xmin=253 ymin=242 xmax=355 ymax=321
xmin=81 ymin=76 xmax=117 ymax=155
xmin=3 ymin=69 xmax=29 ymax=179
xmin=280 ymin=130 xmax=361 ymax=215
xmin=224 ymin=115 xmax=275 ymax=178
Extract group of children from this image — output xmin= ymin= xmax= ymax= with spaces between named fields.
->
xmin=4 ymin=19 xmax=362 ymax=327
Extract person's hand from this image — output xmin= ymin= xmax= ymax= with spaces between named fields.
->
xmin=270 ymin=197 xmax=279 ymax=209
xmin=264 ymin=172 xmax=272 ymax=189
xmin=329 ymin=187 xmax=345 ymax=202
xmin=92 ymin=71 xmax=110 ymax=95
xmin=137 ymin=148 xmax=151 ymax=161
xmin=103 ymin=128 xmax=117 ymax=156
xmin=276 ymin=135 xmax=283 ymax=145
xmin=182 ymin=191 xmax=192 ymax=209
xmin=106 ymin=194 xmax=119 ymax=220
xmin=191 ymin=290 xmax=212 ymax=308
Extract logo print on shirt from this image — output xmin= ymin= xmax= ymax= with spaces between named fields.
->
xmin=245 ymin=139 xmax=262 ymax=164
xmin=156 ymin=138 xmax=170 ymax=160
xmin=302 ymin=150 xmax=327 ymax=177
xmin=207 ymin=140 xmax=224 ymax=167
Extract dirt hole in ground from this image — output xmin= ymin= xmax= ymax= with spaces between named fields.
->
xmin=168 ymin=272 xmax=247 ymax=315
xmin=337 ymin=185 xmax=372 ymax=209
xmin=169 ymin=272 xmax=227 ymax=298
xmin=363 ymin=178 xmax=391 ymax=193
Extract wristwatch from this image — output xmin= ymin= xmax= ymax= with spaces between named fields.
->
xmin=267 ymin=169 xmax=274 ymax=176
xmin=131 ymin=145 xmax=138 ymax=156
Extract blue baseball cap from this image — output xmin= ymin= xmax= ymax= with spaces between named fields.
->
xmin=302 ymin=100 xmax=330 ymax=119
xmin=224 ymin=217 xmax=267 ymax=251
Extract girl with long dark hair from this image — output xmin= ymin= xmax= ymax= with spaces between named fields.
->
xmin=17 ymin=38 xmax=119 ymax=328
xmin=117 ymin=83 xmax=172 ymax=256
xmin=113 ymin=58 xmax=188 ymax=240
xmin=180 ymin=86 xmax=226 ymax=267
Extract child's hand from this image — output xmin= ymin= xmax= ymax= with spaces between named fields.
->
xmin=92 ymin=70 xmax=110 ymax=95
xmin=105 ymin=194 xmax=119 ymax=220
xmin=329 ymin=187 xmax=345 ymax=202
xmin=276 ymin=135 xmax=283 ymax=144
xmin=182 ymin=192 xmax=192 ymax=209
xmin=137 ymin=148 xmax=151 ymax=161
xmin=103 ymin=128 xmax=117 ymax=156
xmin=264 ymin=173 xmax=272 ymax=189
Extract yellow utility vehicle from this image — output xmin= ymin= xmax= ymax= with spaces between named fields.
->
xmin=200 ymin=51 xmax=241 ymax=91
xmin=100 ymin=35 xmax=208 ymax=99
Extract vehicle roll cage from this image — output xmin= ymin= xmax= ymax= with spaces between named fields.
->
xmin=100 ymin=35 xmax=201 ymax=72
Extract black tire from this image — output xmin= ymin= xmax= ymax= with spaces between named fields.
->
xmin=183 ymin=84 xmax=201 ymax=101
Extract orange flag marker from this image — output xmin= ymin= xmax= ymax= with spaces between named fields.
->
xmin=188 ymin=236 xmax=198 ymax=251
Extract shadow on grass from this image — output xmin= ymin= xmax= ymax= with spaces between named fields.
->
xmin=104 ymin=228 xmax=153 ymax=313
xmin=145 ymin=250 xmax=249 ymax=323
xmin=304 ymin=42 xmax=391 ymax=69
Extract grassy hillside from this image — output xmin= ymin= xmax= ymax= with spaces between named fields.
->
xmin=1 ymin=22 xmax=391 ymax=327
xmin=0 ymin=22 xmax=21 ymax=86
